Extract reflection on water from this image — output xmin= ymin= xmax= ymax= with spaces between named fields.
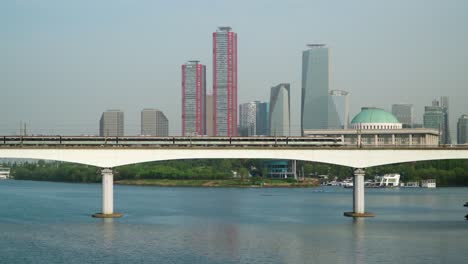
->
xmin=0 ymin=181 xmax=467 ymax=264
xmin=101 ymin=218 xmax=115 ymax=248
xmin=351 ymin=218 xmax=365 ymax=264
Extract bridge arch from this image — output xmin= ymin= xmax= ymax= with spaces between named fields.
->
xmin=2 ymin=147 xmax=468 ymax=218
xmin=1 ymin=148 xmax=468 ymax=169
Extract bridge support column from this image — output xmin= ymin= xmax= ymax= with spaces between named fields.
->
xmin=344 ymin=168 xmax=374 ymax=217
xmin=92 ymin=168 xmax=122 ymax=218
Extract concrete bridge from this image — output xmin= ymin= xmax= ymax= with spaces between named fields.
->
xmin=1 ymin=142 xmax=468 ymax=218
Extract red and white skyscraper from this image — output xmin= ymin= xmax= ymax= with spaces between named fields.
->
xmin=213 ymin=27 xmax=238 ymax=136
xmin=182 ymin=61 xmax=206 ymax=136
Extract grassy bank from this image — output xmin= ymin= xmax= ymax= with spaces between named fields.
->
xmin=115 ymin=178 xmax=319 ymax=188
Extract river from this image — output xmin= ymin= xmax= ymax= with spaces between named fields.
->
xmin=0 ymin=180 xmax=467 ymax=263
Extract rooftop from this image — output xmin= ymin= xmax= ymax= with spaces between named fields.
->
xmin=351 ymin=107 xmax=400 ymax=124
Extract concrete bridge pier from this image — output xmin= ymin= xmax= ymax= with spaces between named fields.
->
xmin=344 ymin=168 xmax=375 ymax=217
xmin=92 ymin=168 xmax=122 ymax=218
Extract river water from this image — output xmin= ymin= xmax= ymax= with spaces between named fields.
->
xmin=0 ymin=180 xmax=467 ymax=263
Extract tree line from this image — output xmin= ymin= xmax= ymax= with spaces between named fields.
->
xmin=4 ymin=159 xmax=468 ymax=186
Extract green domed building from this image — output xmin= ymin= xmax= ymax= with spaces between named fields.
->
xmin=303 ymin=106 xmax=440 ymax=146
xmin=350 ymin=107 xmax=402 ymax=130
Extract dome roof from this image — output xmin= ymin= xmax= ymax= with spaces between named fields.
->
xmin=351 ymin=107 xmax=400 ymax=124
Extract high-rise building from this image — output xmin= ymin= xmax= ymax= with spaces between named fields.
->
xmin=205 ymin=94 xmax=214 ymax=136
xmin=99 ymin=110 xmax=124 ymax=137
xmin=256 ymin=102 xmax=269 ymax=136
xmin=269 ymin=83 xmax=290 ymax=136
xmin=457 ymin=114 xmax=468 ymax=144
xmin=440 ymin=96 xmax=451 ymax=144
xmin=391 ymin=104 xmax=414 ymax=128
xmin=423 ymin=98 xmax=450 ymax=144
xmin=213 ymin=26 xmax=238 ymax=136
xmin=141 ymin=109 xmax=168 ymax=136
xmin=182 ymin=61 xmax=206 ymax=136
xmin=301 ymin=44 xmax=340 ymax=134
xmin=423 ymin=99 xmax=450 ymax=144
xmin=239 ymin=102 xmax=257 ymax=136
xmin=330 ymin=90 xmax=350 ymax=129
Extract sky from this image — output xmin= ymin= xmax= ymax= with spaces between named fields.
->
xmin=1 ymin=0 xmax=467 ymax=138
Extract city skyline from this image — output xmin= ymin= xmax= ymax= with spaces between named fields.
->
xmin=2 ymin=1 xmax=468 ymax=139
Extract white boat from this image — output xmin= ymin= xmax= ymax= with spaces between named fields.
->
xmin=0 ymin=167 xmax=10 ymax=180
xmin=401 ymin=181 xmax=420 ymax=188
xmin=342 ymin=180 xmax=354 ymax=188
xmin=367 ymin=174 xmax=400 ymax=188
xmin=421 ymin=179 xmax=436 ymax=188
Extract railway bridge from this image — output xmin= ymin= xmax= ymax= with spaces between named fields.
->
xmin=1 ymin=136 xmax=467 ymax=218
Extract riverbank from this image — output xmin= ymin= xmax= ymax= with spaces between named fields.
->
xmin=115 ymin=178 xmax=320 ymax=188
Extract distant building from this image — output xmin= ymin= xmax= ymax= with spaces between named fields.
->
xmin=256 ymin=102 xmax=269 ymax=136
xmin=330 ymin=90 xmax=350 ymax=129
xmin=301 ymin=44 xmax=340 ymax=134
xmin=182 ymin=61 xmax=206 ymax=136
xmin=141 ymin=109 xmax=168 ymax=136
xmin=457 ymin=114 xmax=468 ymax=144
xmin=213 ymin=26 xmax=238 ymax=136
xmin=392 ymin=104 xmax=414 ymax=128
xmin=264 ymin=160 xmax=295 ymax=179
xmin=99 ymin=110 xmax=124 ymax=137
xmin=205 ymin=94 xmax=214 ymax=136
xmin=239 ymin=102 xmax=257 ymax=136
xmin=440 ymin=96 xmax=451 ymax=144
xmin=423 ymin=98 xmax=450 ymax=144
xmin=304 ymin=107 xmax=439 ymax=146
xmin=270 ymin=83 xmax=290 ymax=136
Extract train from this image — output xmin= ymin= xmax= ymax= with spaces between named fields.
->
xmin=0 ymin=136 xmax=344 ymax=147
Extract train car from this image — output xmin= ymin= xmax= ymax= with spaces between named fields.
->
xmin=0 ymin=135 xmax=344 ymax=148
xmin=4 ymin=136 xmax=62 ymax=146
xmin=60 ymin=136 xmax=110 ymax=146
xmin=117 ymin=136 xmax=174 ymax=147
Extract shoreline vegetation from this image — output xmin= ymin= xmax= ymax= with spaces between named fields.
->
xmin=3 ymin=159 xmax=468 ymax=187
xmin=115 ymin=178 xmax=319 ymax=188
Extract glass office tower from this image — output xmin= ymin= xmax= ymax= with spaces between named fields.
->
xmin=301 ymin=44 xmax=340 ymax=134
xmin=330 ymin=90 xmax=350 ymax=129
xmin=392 ymin=104 xmax=414 ymax=128
xmin=269 ymin=83 xmax=290 ymax=136
xmin=457 ymin=114 xmax=468 ymax=144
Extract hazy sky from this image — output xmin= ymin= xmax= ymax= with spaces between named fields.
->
xmin=1 ymin=0 xmax=467 ymax=138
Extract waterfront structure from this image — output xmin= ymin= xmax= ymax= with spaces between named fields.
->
xmin=141 ymin=109 xmax=168 ymax=136
xmin=392 ymin=104 xmax=414 ymax=128
xmin=213 ymin=26 xmax=238 ymax=136
xmin=256 ymin=102 xmax=269 ymax=136
xmin=301 ymin=44 xmax=340 ymax=134
xmin=239 ymin=102 xmax=257 ymax=136
xmin=264 ymin=160 xmax=296 ymax=179
xmin=330 ymin=90 xmax=350 ymax=129
xmin=304 ymin=107 xmax=439 ymax=146
xmin=182 ymin=61 xmax=206 ymax=136
xmin=99 ymin=110 xmax=124 ymax=137
xmin=458 ymin=114 xmax=468 ymax=144
xmin=205 ymin=94 xmax=214 ymax=136
xmin=423 ymin=98 xmax=450 ymax=144
xmin=269 ymin=83 xmax=290 ymax=136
